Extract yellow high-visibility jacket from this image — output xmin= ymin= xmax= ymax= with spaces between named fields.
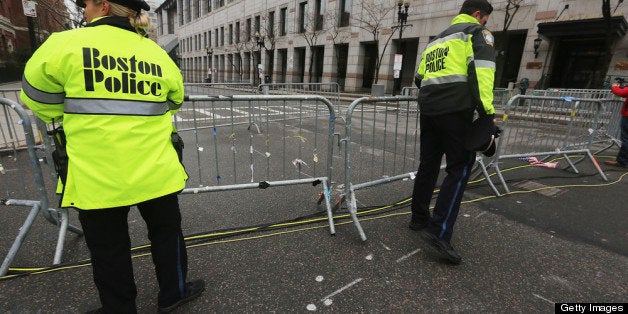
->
xmin=21 ymin=16 xmax=187 ymax=209
xmin=416 ymin=14 xmax=496 ymax=116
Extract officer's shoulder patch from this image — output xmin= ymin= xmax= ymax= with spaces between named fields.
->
xmin=482 ymin=29 xmax=494 ymax=46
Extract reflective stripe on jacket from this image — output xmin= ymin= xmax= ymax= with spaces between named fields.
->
xmin=416 ymin=14 xmax=496 ymax=116
xmin=21 ymin=16 xmax=187 ymax=209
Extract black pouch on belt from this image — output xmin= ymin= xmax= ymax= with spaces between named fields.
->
xmin=48 ymin=126 xmax=68 ymax=185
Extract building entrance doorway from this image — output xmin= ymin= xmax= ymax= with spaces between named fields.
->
xmin=549 ymin=38 xmax=608 ymax=89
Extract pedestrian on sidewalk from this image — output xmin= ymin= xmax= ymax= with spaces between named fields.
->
xmin=410 ymin=0 xmax=496 ymax=265
xmin=605 ymin=79 xmax=628 ymax=167
xmin=20 ymin=0 xmax=204 ymax=312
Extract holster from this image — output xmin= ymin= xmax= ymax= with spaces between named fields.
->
xmin=171 ymin=132 xmax=184 ymax=163
xmin=48 ymin=126 xmax=68 ymax=185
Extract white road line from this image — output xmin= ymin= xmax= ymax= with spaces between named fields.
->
xmin=533 ymin=293 xmax=555 ymax=304
xmin=396 ymin=248 xmax=421 ymax=263
xmin=320 ymin=278 xmax=363 ymax=302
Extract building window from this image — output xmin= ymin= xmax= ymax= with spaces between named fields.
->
xmin=246 ymin=18 xmax=251 ymax=42
xmin=314 ymin=0 xmax=325 ymax=31
xmin=177 ymin=0 xmax=183 ymax=25
xmin=167 ymin=9 xmax=175 ymax=34
xmin=235 ymin=21 xmax=240 ymax=43
xmin=215 ymin=28 xmax=219 ymax=46
xmin=254 ymin=15 xmax=260 ymax=35
xmin=268 ymin=11 xmax=275 ymax=38
xmin=339 ymin=0 xmax=351 ymax=27
xmin=298 ymin=1 xmax=308 ymax=33
xmin=186 ymin=0 xmax=192 ymax=22
xmin=279 ymin=7 xmax=287 ymax=36
xmin=220 ymin=26 xmax=224 ymax=46
xmin=229 ymin=24 xmax=233 ymax=44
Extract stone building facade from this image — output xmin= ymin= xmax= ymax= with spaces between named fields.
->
xmin=155 ymin=0 xmax=627 ymax=92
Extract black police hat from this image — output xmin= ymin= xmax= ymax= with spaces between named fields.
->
xmin=465 ymin=115 xmax=501 ymax=157
xmin=76 ymin=0 xmax=150 ymax=12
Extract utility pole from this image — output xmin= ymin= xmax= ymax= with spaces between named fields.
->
xmin=22 ymin=0 xmax=39 ymax=52
xmin=27 ymin=17 xmax=39 ymax=52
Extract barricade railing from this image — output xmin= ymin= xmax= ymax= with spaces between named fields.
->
xmin=0 ymin=88 xmax=21 ymax=103
xmin=175 ymin=94 xmax=337 ymax=235
xmin=402 ymin=87 xmax=516 ymax=109
xmin=341 ymin=96 xmax=419 ymax=241
xmin=184 ymin=82 xmax=256 ymax=96
xmin=531 ymin=88 xmax=617 ymax=100
xmin=521 ymin=88 xmax=621 ymax=154
xmin=0 ymin=98 xmax=82 ymax=277
xmin=481 ymin=95 xmax=608 ymax=194
xmin=259 ymin=83 xmax=341 ymax=115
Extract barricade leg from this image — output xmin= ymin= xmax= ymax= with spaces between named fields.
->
xmin=1 ymin=98 xmax=82 ymax=276
xmin=0 ymin=200 xmax=41 ymax=276
xmin=474 ymin=156 xmax=501 ymax=196
xmin=321 ymin=179 xmax=335 ymax=235
xmin=348 ymin=187 xmax=367 ymax=241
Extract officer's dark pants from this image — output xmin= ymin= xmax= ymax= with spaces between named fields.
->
xmin=411 ymin=110 xmax=476 ymax=242
xmin=78 ymin=193 xmax=188 ymax=313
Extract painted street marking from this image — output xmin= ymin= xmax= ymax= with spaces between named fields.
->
xmin=533 ymin=293 xmax=555 ymax=304
xmin=396 ymin=248 xmax=421 ymax=263
xmin=320 ymin=278 xmax=363 ymax=302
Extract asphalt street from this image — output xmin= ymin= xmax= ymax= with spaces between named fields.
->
xmin=0 ymin=81 xmax=626 ymax=312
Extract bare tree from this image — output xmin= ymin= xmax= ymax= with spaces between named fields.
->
xmin=352 ymin=0 xmax=397 ymax=85
xmin=502 ymin=0 xmax=523 ymax=32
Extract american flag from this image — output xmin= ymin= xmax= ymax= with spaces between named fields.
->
xmin=519 ymin=156 xmax=558 ymax=169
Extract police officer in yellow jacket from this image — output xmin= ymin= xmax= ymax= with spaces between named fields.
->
xmin=20 ymin=0 xmax=204 ymax=312
xmin=409 ymin=0 xmax=495 ymax=265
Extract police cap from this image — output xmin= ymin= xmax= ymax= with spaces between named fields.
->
xmin=76 ymin=0 xmax=150 ymax=12
xmin=465 ymin=114 xmax=500 ymax=157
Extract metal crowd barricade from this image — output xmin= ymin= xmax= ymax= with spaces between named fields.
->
xmin=259 ymin=83 xmax=341 ymax=115
xmin=0 ymin=98 xmax=82 ymax=277
xmin=481 ymin=95 xmax=608 ymax=194
xmin=174 ymin=94 xmax=337 ymax=235
xmin=184 ymin=82 xmax=255 ymax=96
xmin=530 ymin=88 xmax=621 ymax=154
xmin=341 ymin=96 xmax=420 ymax=241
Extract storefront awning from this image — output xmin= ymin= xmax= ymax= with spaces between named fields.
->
xmin=161 ymin=38 xmax=179 ymax=54
xmin=537 ymin=16 xmax=627 ymax=38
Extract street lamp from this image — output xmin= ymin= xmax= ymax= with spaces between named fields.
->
xmin=533 ymin=37 xmax=542 ymax=58
xmin=393 ymin=0 xmax=410 ymax=95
